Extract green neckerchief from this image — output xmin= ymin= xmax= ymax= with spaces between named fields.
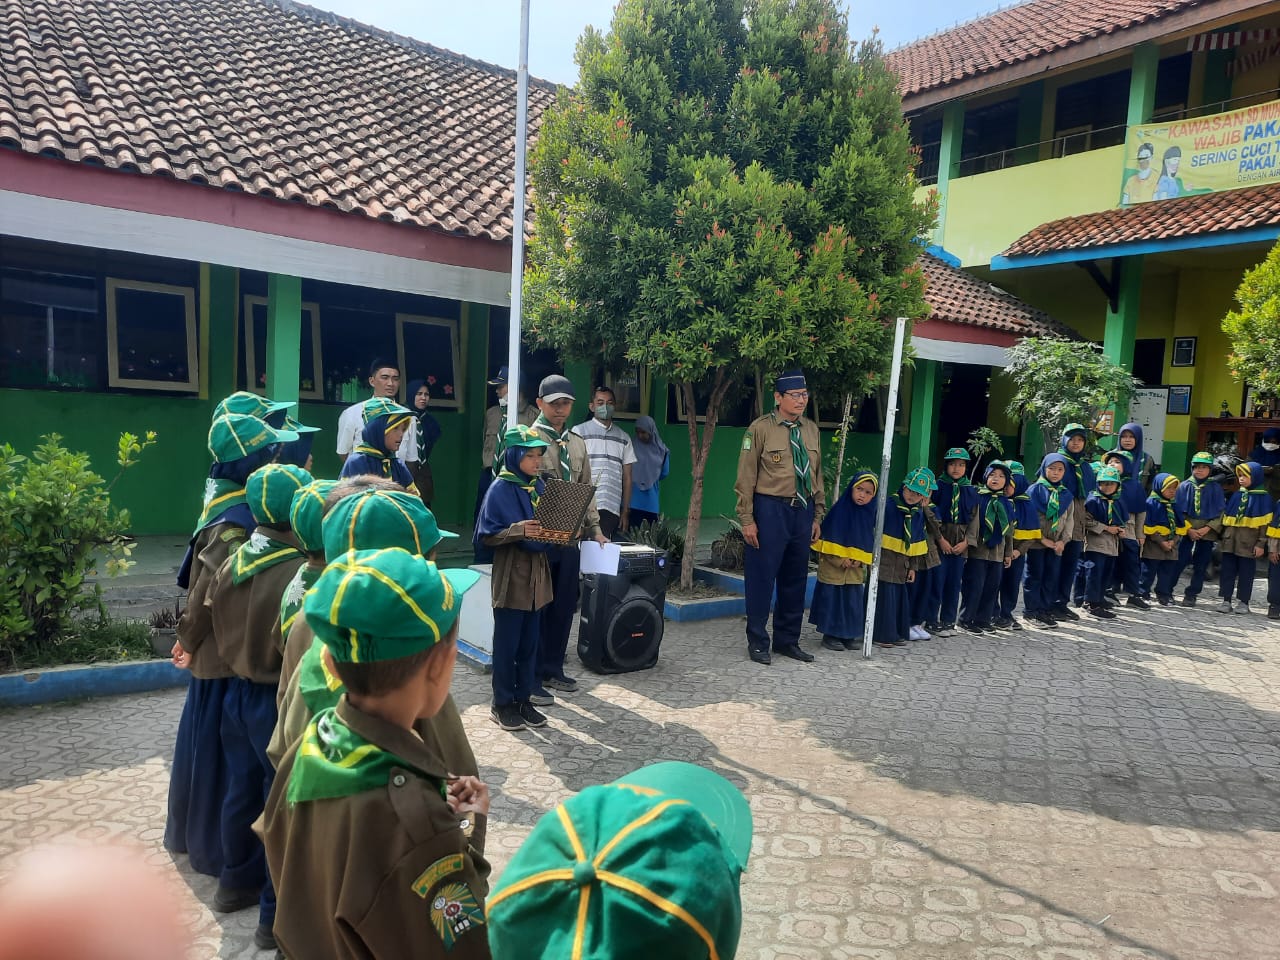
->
xmin=279 ymin=565 xmax=322 ymax=639
xmin=287 ymin=706 xmax=445 ymax=805
xmin=1188 ymin=477 xmax=1205 ymax=516
xmin=194 ymin=478 xmax=247 ymax=534
xmin=1034 ymin=479 xmax=1063 ymax=532
xmin=497 ymin=467 xmax=541 ymax=508
xmin=1155 ymin=492 xmax=1177 ymax=532
xmin=1064 ymin=451 xmax=1086 ymax=499
xmin=978 ymin=487 xmax=1010 ymax=543
xmin=950 ymin=474 xmax=971 ymax=520
xmin=1100 ymin=488 xmax=1123 ymax=526
xmin=891 ymin=493 xmax=916 ymax=548
xmin=533 ymin=413 xmax=572 ymax=480
xmin=352 ymin=442 xmax=395 ymax=478
xmin=230 ymin=530 xmax=304 ymax=585
xmin=298 ymin=639 xmax=344 ymax=717
xmin=779 ymin=416 xmax=811 ymax=506
xmin=1237 ymin=483 xmax=1266 ymax=520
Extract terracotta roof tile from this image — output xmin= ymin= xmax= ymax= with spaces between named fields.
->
xmin=1000 ymin=182 xmax=1280 ymax=258
xmin=0 ymin=0 xmax=558 ymax=241
xmin=919 ymin=251 xmax=1071 ymax=338
xmin=886 ymin=0 xmax=1210 ymax=100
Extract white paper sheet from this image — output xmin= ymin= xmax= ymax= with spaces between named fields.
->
xmin=579 ymin=541 xmax=621 ymax=576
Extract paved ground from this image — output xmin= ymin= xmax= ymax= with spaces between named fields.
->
xmin=2 ymin=596 xmax=1278 ymax=959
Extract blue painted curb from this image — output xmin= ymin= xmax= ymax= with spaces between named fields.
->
xmin=694 ymin=566 xmax=817 ymax=605
xmin=457 ymin=638 xmax=493 ymax=672
xmin=664 ymin=595 xmax=745 ymax=621
xmin=0 ymin=659 xmax=187 ymax=707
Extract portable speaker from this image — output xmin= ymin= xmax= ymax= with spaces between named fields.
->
xmin=576 ymin=545 xmax=668 ymax=674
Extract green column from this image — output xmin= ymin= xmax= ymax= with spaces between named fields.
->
xmin=205 ymin=264 xmax=238 ymax=401
xmin=462 ymin=301 xmax=490 ymax=454
xmin=1202 ymin=47 xmax=1234 ymax=109
xmin=1103 ymin=256 xmax=1143 ymax=371
xmin=564 ymin=359 xmax=593 ymax=424
xmin=1014 ymin=81 xmax=1044 ymax=165
xmin=934 ymin=100 xmax=965 ymax=246
xmin=907 ymin=359 xmax=939 ymax=469
xmin=1127 ymin=42 xmax=1159 ymax=128
xmin=265 ymin=273 xmax=301 ymax=405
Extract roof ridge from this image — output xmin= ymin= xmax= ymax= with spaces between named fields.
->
xmin=265 ymin=0 xmax=562 ymax=92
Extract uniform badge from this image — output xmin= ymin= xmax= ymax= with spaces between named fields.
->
xmin=771 ymin=453 xmax=782 ymax=463
xmin=430 ymin=881 xmax=484 ymax=950
xmin=742 ymin=434 xmax=752 ymax=451
xmin=248 ymin=531 xmax=271 ymax=551
xmin=283 ymin=573 xmax=307 ymax=611
xmin=412 ymin=854 xmax=465 ymax=899
xmin=202 ymin=478 xmax=217 ymax=507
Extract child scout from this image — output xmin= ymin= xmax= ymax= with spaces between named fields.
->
xmin=263 ymin=548 xmax=487 ymax=960
xmin=486 ymin=761 xmax=752 ymax=960
xmin=340 ymin=397 xmax=420 ymax=492
xmin=1174 ymin=452 xmax=1224 ymax=607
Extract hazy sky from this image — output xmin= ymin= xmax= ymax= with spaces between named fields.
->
xmin=307 ymin=0 xmax=1005 ymax=85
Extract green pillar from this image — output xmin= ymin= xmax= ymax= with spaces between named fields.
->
xmin=908 ymin=359 xmax=939 ymax=469
xmin=1103 ymin=256 xmax=1143 ymax=371
xmin=265 ymin=273 xmax=301 ymax=405
xmin=1127 ymin=42 xmax=1159 ymax=128
xmin=934 ymin=100 xmax=965 ymax=246
xmin=1202 ymin=47 xmax=1234 ymax=109
xmin=205 ymin=264 xmax=238 ymax=401
xmin=462 ymin=301 xmax=490 ymax=454
xmin=564 ymin=359 xmax=593 ymax=424
xmin=1014 ymin=81 xmax=1044 ymax=165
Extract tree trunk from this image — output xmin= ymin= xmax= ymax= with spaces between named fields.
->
xmin=833 ymin=391 xmax=853 ymax=493
xmin=680 ymin=369 xmax=731 ymax=590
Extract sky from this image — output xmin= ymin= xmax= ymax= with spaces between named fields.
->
xmin=306 ymin=0 xmax=1007 ymax=86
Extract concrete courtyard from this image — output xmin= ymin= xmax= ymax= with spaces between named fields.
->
xmin=1 ymin=601 xmax=1278 ymax=959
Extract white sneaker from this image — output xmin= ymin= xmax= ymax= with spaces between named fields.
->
xmin=909 ymin=625 xmax=929 ymax=641
xmin=1237 ymin=603 xmax=1252 ymax=615
xmin=1217 ymin=599 xmax=1234 ymax=614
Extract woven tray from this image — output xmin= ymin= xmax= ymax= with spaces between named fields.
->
xmin=531 ymin=478 xmax=596 ymax=543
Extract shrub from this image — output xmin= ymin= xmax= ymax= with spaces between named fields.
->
xmin=0 ymin=431 xmax=156 ymax=669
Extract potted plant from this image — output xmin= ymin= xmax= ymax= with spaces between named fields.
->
xmin=148 ymin=602 xmax=181 ymax=658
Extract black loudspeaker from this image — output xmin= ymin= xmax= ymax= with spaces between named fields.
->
xmin=576 ymin=544 xmax=668 ymax=674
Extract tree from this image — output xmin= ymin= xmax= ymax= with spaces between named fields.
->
xmin=524 ymin=0 xmax=933 ymax=586
xmin=1223 ymin=240 xmax=1280 ymax=402
xmin=1003 ymin=338 xmax=1141 ymax=453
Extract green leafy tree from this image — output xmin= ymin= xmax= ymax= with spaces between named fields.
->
xmin=1003 ymin=339 xmax=1141 ymax=453
xmin=1223 ymin=240 xmax=1280 ymax=400
xmin=524 ymin=0 xmax=933 ymax=585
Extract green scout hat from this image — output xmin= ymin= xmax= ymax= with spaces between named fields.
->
xmin=245 ymin=464 xmax=314 ymax=527
xmin=1095 ymin=464 xmax=1123 ymax=484
xmin=322 ymin=488 xmax=458 ymax=563
xmin=291 ymin=479 xmax=337 ymax=554
xmin=1006 ymin=460 xmax=1025 ymax=476
xmin=486 ymin=761 xmax=751 ymax=960
xmin=503 ymin=424 xmax=549 ymax=450
xmin=214 ymin=391 xmax=295 ymax=424
xmin=283 ymin=414 xmax=321 ymax=434
xmin=943 ymin=447 xmax=970 ymax=461
xmin=361 ymin=397 xmax=414 ymax=431
xmin=902 ymin=467 xmax=934 ymax=496
xmin=208 ymin=414 xmax=298 ymax=463
xmin=1192 ymin=450 xmax=1214 ymax=465
xmin=305 ymin=547 xmax=480 ymax=663
xmin=1063 ymin=422 xmax=1088 ymax=436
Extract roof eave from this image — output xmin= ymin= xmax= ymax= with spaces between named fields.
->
xmin=992 ymin=223 xmax=1280 ymax=269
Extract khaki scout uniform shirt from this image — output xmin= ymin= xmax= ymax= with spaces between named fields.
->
xmin=481 ymin=402 xmax=537 ymax=468
xmin=206 ymin=529 xmax=305 ymax=685
xmin=264 ymin=697 xmax=491 ymax=960
xmin=531 ymin=421 xmax=604 ymax=539
xmin=177 ymin=523 xmax=246 ymax=680
xmin=482 ymin=523 xmax=553 ymax=611
xmin=965 ymin=498 xmax=1016 ymax=562
xmin=734 ymin=413 xmax=825 ymax=527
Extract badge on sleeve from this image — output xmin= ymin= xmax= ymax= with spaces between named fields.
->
xmin=742 ymin=434 xmax=752 ymax=451
xmin=430 ymin=881 xmax=484 ymax=950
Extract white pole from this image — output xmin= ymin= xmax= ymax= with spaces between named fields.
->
xmin=506 ymin=0 xmax=531 ymax=430
xmin=862 ymin=317 xmax=909 ymax=659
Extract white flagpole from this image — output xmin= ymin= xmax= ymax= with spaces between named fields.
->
xmin=862 ymin=317 xmax=909 ymax=659
xmin=506 ymin=0 xmax=531 ymax=430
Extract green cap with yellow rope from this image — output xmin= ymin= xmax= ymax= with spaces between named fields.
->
xmin=1191 ymin=451 xmax=1214 ymax=466
xmin=207 ymin=413 xmax=298 ymax=463
xmin=245 ymin=464 xmax=313 ymax=527
xmin=321 ymin=487 xmax=457 ymax=563
xmin=361 ymin=397 xmax=414 ymax=431
xmin=214 ymin=391 xmax=295 ymax=426
xmin=290 ymin=479 xmax=337 ymax=554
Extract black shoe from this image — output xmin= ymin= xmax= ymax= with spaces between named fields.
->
xmin=1181 ymin=595 xmax=1197 ymax=607
xmin=776 ymin=644 xmax=815 ymax=662
xmin=1156 ymin=594 xmax=1173 ymax=606
xmin=820 ymin=636 xmax=845 ymax=651
xmin=1088 ymin=604 xmax=1116 ymax=620
xmin=873 ymin=640 xmax=895 ymax=649
xmin=891 ymin=639 xmax=909 ymax=646
xmin=213 ymin=884 xmax=261 ymax=914
xmin=490 ymin=703 xmax=526 ymax=731
xmin=749 ymin=647 xmax=772 ymax=665
xmin=1269 ymin=605 xmax=1280 ymax=621
xmin=1101 ymin=599 xmax=1118 ymax=608
xmin=544 ymin=675 xmax=579 ymax=693
xmin=1052 ymin=604 xmax=1080 ymax=622
xmin=963 ymin=621 xmax=985 ymax=635
xmin=924 ymin=621 xmax=942 ymax=633
xmin=1032 ymin=612 xmax=1057 ymax=628
xmin=518 ymin=701 xmax=548 ymax=728
xmin=1006 ymin=617 xmax=1024 ymax=631
xmin=842 ymin=638 xmax=861 ymax=650
xmin=1104 ymin=591 xmax=1119 ymax=603
xmin=1126 ymin=596 xmax=1150 ymax=610
xmin=254 ymin=925 xmax=277 ymax=951
xmin=992 ymin=616 xmax=1013 ymax=629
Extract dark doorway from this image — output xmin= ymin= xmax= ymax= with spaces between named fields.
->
xmin=936 ymin=363 xmax=992 ymax=465
xmin=1133 ymin=338 xmax=1166 ymax=386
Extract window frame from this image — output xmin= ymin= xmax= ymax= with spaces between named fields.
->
xmin=242 ymin=295 xmax=324 ymax=400
xmin=602 ymin=366 xmax=650 ymax=421
xmin=105 ymin=278 xmax=198 ymax=392
xmin=396 ymin=313 xmax=462 ymax=411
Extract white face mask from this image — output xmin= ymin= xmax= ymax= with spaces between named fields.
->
xmin=1263 ymin=442 xmax=1279 ymax=451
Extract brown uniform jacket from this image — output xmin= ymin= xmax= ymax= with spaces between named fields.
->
xmin=1024 ymin=484 xmax=1073 ymax=550
xmin=965 ymin=496 xmax=1015 ymax=562
xmin=177 ymin=522 xmax=247 ymax=679
xmin=1223 ymin=519 xmax=1268 ymax=557
xmin=483 ymin=524 xmax=553 ymax=611
xmin=921 ymin=507 xmax=943 ymax=570
xmin=531 ymin=422 xmax=603 ymax=539
xmin=264 ymin=697 xmax=492 ymax=960
xmin=1140 ymin=501 xmax=1181 ymax=561
xmin=1082 ymin=504 xmax=1123 ymax=557
xmin=734 ymin=413 xmax=825 ymax=527
xmin=207 ymin=529 xmax=304 ymax=685
xmin=482 ymin=402 xmax=537 ymax=469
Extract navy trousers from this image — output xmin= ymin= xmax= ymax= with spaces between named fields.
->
xmin=1115 ymin=538 xmax=1142 ymax=595
xmin=220 ymin=679 xmax=277 ymax=923
xmin=999 ymin=552 xmax=1026 ymax=619
xmin=492 ymin=607 xmax=539 ymax=706
xmin=873 ymin=580 xmax=912 ymax=644
xmin=1140 ymin=553 xmax=1180 ymax=599
xmin=1268 ymin=559 xmax=1280 ymax=606
xmin=1056 ymin=540 xmax=1083 ymax=608
xmin=935 ymin=554 xmax=965 ymax=626
xmin=538 ymin=546 xmax=581 ymax=681
xmin=1084 ymin=551 xmax=1114 ymax=605
xmin=1220 ymin=552 xmax=1257 ymax=603
xmin=165 ymin=676 xmax=230 ymax=878
xmin=744 ymin=494 xmax=814 ymax=653
xmin=911 ymin=566 xmax=934 ymax=626
xmin=960 ymin=557 xmax=1002 ymax=626
xmin=1173 ymin=538 xmax=1215 ymax=599
xmin=1024 ymin=549 xmax=1061 ymax=614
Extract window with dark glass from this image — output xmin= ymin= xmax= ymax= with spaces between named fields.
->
xmin=0 ymin=267 xmax=102 ymax=390
xmin=106 ymin=279 xmax=198 ymax=391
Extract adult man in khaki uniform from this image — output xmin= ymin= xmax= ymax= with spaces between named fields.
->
xmin=734 ymin=370 xmax=824 ymax=665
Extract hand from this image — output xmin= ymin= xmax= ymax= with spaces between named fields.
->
xmin=171 ymin=642 xmax=190 ymax=671
xmin=1138 ymin=537 xmax=1146 ymax=550
xmin=938 ymin=538 xmax=953 ymax=555
xmin=520 ymin=520 xmax=543 ymax=538
xmin=1188 ymin=527 xmax=1202 ymax=541
xmin=811 ymin=521 xmax=821 ymax=543
xmin=742 ymin=522 xmax=759 ymax=549
xmin=1011 ymin=549 xmax=1021 ymax=560
xmin=1161 ymin=540 xmax=1174 ymax=553
xmin=1254 ymin=545 xmax=1266 ymax=559
xmin=1271 ymin=553 xmax=1279 ymax=565
xmin=851 ymin=560 xmax=863 ymax=570
xmin=954 ymin=541 xmax=969 ymax=554
xmin=906 ymin=570 xmax=915 ymax=583
xmin=593 ymin=532 xmax=610 ymax=546
xmin=1053 ymin=541 xmax=1065 ymax=556
xmin=840 ymin=557 xmax=854 ymax=570
xmin=447 ymin=776 xmax=490 ymax=818
xmin=1004 ymin=557 xmax=1012 ymax=569
xmin=620 ymin=511 xmax=630 ymax=533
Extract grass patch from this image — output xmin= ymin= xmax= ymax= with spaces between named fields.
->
xmin=1 ymin=616 xmax=159 ymax=673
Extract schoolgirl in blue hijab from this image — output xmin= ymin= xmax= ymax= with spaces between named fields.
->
xmin=810 ymin=472 xmax=878 ymax=650
xmin=1220 ymin=461 xmax=1275 ymax=612
xmin=998 ymin=465 xmax=1039 ymax=626
xmin=1023 ymin=453 xmax=1074 ymax=624
xmin=1139 ymin=473 xmax=1186 ymax=603
xmin=1100 ymin=449 xmax=1149 ymax=603
xmin=340 ymin=398 xmax=417 ymax=491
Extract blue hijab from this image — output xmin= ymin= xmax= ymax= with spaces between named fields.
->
xmin=1143 ymin=472 xmax=1186 ymax=535
xmin=1248 ymin=426 xmax=1280 ymax=467
xmin=1030 ymin=453 xmax=1075 ymax=533
xmin=1225 ymin=461 xmax=1275 ymax=526
xmin=176 ymin=447 xmax=273 ymax=588
xmin=813 ymin=472 xmax=878 ymax=564
xmin=1058 ymin=429 xmax=1096 ymax=499
xmin=1009 ymin=472 xmax=1040 ymax=536
xmin=474 ymin=445 xmax=549 ymax=550
xmin=341 ymin=415 xmax=416 ymax=488
xmin=977 ymin=463 xmax=1012 ymax=548
xmin=882 ymin=487 xmax=928 ymax=556
xmin=933 ymin=465 xmax=978 ymax=525
xmin=1085 ymin=479 xmax=1129 ymax=528
xmin=1176 ymin=466 xmax=1226 ymax=520
xmin=1102 ymin=449 xmax=1147 ymax=514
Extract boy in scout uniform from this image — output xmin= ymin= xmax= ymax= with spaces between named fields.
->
xmin=263 ymin=548 xmax=489 ymax=960
xmin=1174 ymin=451 xmax=1225 ymax=607
xmin=734 ymin=370 xmax=824 ymax=664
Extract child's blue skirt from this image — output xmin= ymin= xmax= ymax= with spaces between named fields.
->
xmin=873 ymin=580 xmax=912 ymax=644
xmin=809 ymin=580 xmax=866 ymax=641
xmin=165 ymin=676 xmax=230 ymax=877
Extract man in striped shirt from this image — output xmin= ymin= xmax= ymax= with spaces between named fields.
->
xmin=572 ymin=386 xmax=637 ymax=539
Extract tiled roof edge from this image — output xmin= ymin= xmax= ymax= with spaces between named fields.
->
xmin=887 ymin=0 xmax=1030 ymax=55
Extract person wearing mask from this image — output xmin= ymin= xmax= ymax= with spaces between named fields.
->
xmin=572 ymin=386 xmax=637 ymax=538
xmin=628 ymin=415 xmax=670 ymax=527
xmin=1248 ymin=426 xmax=1280 ymax=502
xmin=406 ymin=378 xmax=443 ymax=508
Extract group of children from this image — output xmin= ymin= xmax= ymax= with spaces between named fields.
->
xmin=166 ymin=392 xmax=753 ymax=959
xmin=809 ymin=420 xmax=1280 ymax=651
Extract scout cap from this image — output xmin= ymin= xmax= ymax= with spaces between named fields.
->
xmin=245 ymin=463 xmax=313 ymax=526
xmin=290 ymin=479 xmax=337 ymax=554
xmin=1096 ymin=464 xmax=1123 ymax=483
xmin=1063 ymin=422 xmax=1088 ymax=436
xmin=361 ymin=397 xmax=413 ymax=431
xmin=903 ymin=467 xmax=934 ymax=496
xmin=214 ymin=391 xmax=295 ymax=425
xmin=1192 ymin=451 xmax=1214 ymax=465
xmin=208 ymin=414 xmax=298 ymax=463
xmin=488 ymin=365 xmax=511 ymax=386
xmin=486 ymin=761 xmax=751 ymax=960
xmin=322 ymin=488 xmax=457 ymax=562
xmin=282 ymin=414 xmax=320 ymax=434
xmin=774 ymin=369 xmax=806 ymax=393
xmin=943 ymin=447 xmax=970 ymax=461
xmin=503 ymin=424 xmax=549 ymax=450
xmin=1006 ymin=460 xmax=1025 ymax=476
xmin=304 ymin=547 xmax=480 ymax=663
xmin=539 ymin=374 xmax=576 ymax=402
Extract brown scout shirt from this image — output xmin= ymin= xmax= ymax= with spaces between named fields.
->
xmin=734 ymin=413 xmax=825 ymax=527
xmin=531 ymin=422 xmax=604 ymax=539
xmin=1083 ymin=503 xmax=1123 ymax=556
xmin=482 ymin=523 xmax=553 ymax=611
xmin=264 ymin=696 xmax=492 ymax=960
xmin=177 ymin=522 xmax=247 ymax=680
xmin=482 ymin=402 xmax=537 ymax=468
xmin=965 ymin=496 xmax=1015 ymax=562
xmin=207 ymin=529 xmax=305 ymax=685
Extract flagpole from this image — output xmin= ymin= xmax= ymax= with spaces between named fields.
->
xmin=506 ymin=0 xmax=531 ymax=430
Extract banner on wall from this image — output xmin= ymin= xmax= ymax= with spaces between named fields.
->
xmin=1119 ymin=99 xmax=1280 ymax=205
